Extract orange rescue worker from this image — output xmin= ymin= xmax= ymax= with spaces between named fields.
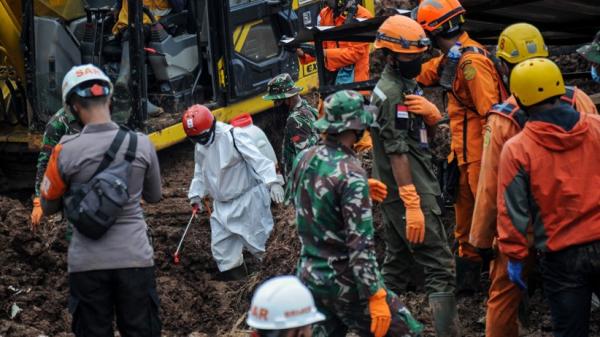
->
xmin=414 ymin=0 xmax=506 ymax=293
xmin=497 ymin=58 xmax=600 ymax=337
xmin=297 ymin=0 xmax=374 ymax=152
xmin=468 ymin=23 xmax=598 ymax=337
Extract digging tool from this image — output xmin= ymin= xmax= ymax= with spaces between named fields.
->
xmin=173 ymin=209 xmax=197 ymax=265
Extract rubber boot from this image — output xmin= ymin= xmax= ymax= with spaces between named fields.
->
xmin=113 ymin=40 xmax=132 ymax=124
xmin=455 ymin=256 xmax=481 ymax=296
xmin=217 ymin=263 xmax=248 ymax=282
xmin=429 ymin=292 xmax=460 ymax=337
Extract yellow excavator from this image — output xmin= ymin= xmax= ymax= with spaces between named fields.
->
xmin=0 ymin=0 xmax=375 ymax=188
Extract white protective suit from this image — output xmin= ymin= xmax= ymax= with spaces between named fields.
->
xmin=188 ymin=122 xmax=278 ymax=271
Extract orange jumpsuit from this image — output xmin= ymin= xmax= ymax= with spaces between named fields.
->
xmin=418 ymin=32 xmax=505 ymax=260
xmin=299 ymin=5 xmax=373 ymax=84
xmin=470 ymin=87 xmax=597 ymax=337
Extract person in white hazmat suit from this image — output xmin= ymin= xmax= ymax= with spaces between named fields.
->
xmin=183 ymin=105 xmax=285 ymax=281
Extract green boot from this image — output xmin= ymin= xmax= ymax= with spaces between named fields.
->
xmin=429 ymin=292 xmax=460 ymax=337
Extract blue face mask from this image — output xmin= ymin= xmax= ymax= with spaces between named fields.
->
xmin=592 ymin=66 xmax=600 ymax=83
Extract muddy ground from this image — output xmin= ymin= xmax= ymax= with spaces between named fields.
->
xmin=2 ymin=135 xmax=600 ymax=336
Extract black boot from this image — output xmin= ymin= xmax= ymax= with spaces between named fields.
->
xmin=455 ymin=256 xmax=481 ymax=296
xmin=217 ymin=263 xmax=248 ymax=282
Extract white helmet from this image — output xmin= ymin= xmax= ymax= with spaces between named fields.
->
xmin=61 ymin=64 xmax=113 ymax=104
xmin=246 ymin=276 xmax=325 ymax=331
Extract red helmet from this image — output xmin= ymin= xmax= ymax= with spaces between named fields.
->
xmin=182 ymin=104 xmax=214 ymax=136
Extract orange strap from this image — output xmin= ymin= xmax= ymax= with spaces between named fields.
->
xmin=41 ymin=144 xmax=67 ymax=201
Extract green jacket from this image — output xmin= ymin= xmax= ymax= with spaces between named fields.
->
xmin=370 ymin=65 xmax=441 ymax=204
xmin=289 ymin=139 xmax=385 ymax=299
xmin=34 ymin=108 xmax=81 ymax=196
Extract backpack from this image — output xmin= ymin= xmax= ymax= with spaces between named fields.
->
xmin=65 ymin=127 xmax=137 ymax=240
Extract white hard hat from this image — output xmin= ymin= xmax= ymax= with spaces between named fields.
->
xmin=61 ymin=64 xmax=113 ymax=104
xmin=246 ymin=275 xmax=325 ymax=331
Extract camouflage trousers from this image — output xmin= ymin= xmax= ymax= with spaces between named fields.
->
xmin=381 ymin=194 xmax=456 ymax=295
xmin=312 ymin=288 xmax=420 ymax=337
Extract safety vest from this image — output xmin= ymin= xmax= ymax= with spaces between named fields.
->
xmin=489 ymin=86 xmax=577 ymax=130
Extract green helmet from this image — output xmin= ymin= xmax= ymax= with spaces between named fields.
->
xmin=263 ymin=73 xmax=302 ymax=100
xmin=577 ymin=31 xmax=600 ymax=64
xmin=315 ymin=90 xmax=374 ymax=134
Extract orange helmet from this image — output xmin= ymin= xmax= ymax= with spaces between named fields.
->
xmin=414 ymin=0 xmax=466 ymax=34
xmin=374 ymin=15 xmax=431 ymax=54
xmin=182 ymin=105 xmax=216 ymax=144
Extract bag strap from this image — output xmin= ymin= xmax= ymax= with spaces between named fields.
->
xmin=91 ymin=127 xmax=136 ymax=177
xmin=229 ymin=128 xmax=260 ymax=177
xmin=125 ymin=131 xmax=138 ymax=162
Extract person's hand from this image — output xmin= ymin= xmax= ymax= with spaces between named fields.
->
xmin=296 ymin=48 xmax=305 ymax=58
xmin=368 ymin=288 xmax=392 ymax=337
xmin=507 ymin=259 xmax=527 ymax=290
xmin=399 ymin=184 xmax=425 ymax=244
xmin=31 ymin=197 xmax=43 ymax=231
xmin=404 ymin=94 xmax=442 ymax=126
xmin=368 ymin=179 xmax=388 ymax=203
xmin=190 ymin=197 xmax=203 ymax=213
xmin=270 ymin=183 xmax=285 ymax=204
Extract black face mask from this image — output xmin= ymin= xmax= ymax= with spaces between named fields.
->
xmin=390 ymin=56 xmax=423 ymax=79
xmin=189 ymin=119 xmax=216 ymax=146
xmin=274 ymin=100 xmax=290 ymax=115
xmin=354 ymin=129 xmax=365 ymax=143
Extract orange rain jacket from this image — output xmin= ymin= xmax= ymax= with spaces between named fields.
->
xmin=497 ymin=107 xmax=600 ymax=261
xmin=299 ymin=5 xmax=373 ymax=84
xmin=418 ymin=32 xmax=506 ymax=165
xmin=470 ymin=87 xmax=598 ymax=249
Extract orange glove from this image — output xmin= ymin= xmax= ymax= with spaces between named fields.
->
xmin=31 ymin=197 xmax=43 ymax=231
xmin=368 ymin=179 xmax=388 ymax=203
xmin=354 ymin=130 xmax=373 ymax=153
xmin=399 ymin=184 xmax=425 ymax=244
xmin=368 ymin=288 xmax=392 ymax=337
xmin=404 ymin=94 xmax=442 ymax=126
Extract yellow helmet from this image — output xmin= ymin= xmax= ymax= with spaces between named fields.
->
xmin=510 ymin=58 xmax=565 ymax=107
xmin=496 ymin=23 xmax=548 ymax=64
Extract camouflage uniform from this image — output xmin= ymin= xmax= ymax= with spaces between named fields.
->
xmin=282 ymin=99 xmax=319 ymax=178
xmin=34 ymin=108 xmax=82 ymax=196
xmin=289 ymin=90 xmax=420 ymax=337
xmin=370 ymin=65 xmax=455 ymax=296
xmin=263 ymin=73 xmax=319 ymax=178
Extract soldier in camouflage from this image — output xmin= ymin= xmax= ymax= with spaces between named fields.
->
xmin=263 ymin=73 xmax=319 ymax=180
xmin=31 ymin=107 xmax=82 ymax=227
xmin=289 ymin=90 xmax=422 ymax=337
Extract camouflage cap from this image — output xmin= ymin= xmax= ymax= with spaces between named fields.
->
xmin=315 ymin=90 xmax=374 ymax=134
xmin=577 ymin=31 xmax=600 ymax=64
xmin=263 ymin=73 xmax=302 ymax=100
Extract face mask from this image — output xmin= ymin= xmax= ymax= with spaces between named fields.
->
xmin=354 ymin=129 xmax=365 ymax=143
xmin=592 ymin=65 xmax=600 ymax=83
xmin=274 ymin=100 xmax=290 ymax=115
xmin=391 ymin=56 xmax=423 ymax=79
xmin=189 ymin=119 xmax=216 ymax=146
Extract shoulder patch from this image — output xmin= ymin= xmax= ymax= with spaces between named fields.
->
xmin=483 ymin=124 xmax=492 ymax=148
xmin=371 ymin=86 xmax=387 ymax=103
xmin=463 ymin=64 xmax=477 ymax=81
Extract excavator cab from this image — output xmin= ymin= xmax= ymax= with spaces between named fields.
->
xmin=0 ymin=0 xmax=375 ymax=189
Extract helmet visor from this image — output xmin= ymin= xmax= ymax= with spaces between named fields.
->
xmin=376 ymin=32 xmax=431 ymax=51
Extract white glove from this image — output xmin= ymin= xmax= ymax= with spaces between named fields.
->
xmin=269 ymin=183 xmax=285 ymax=204
xmin=190 ymin=197 xmax=203 ymax=213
